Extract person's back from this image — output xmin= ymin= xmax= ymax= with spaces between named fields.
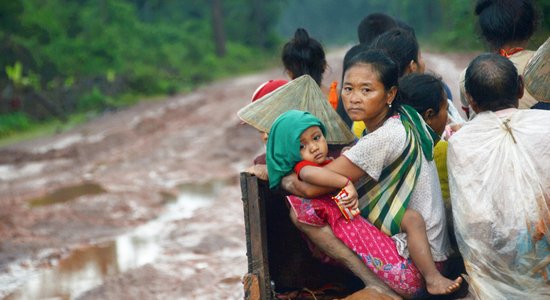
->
xmin=459 ymin=0 xmax=540 ymax=118
xmin=282 ymin=28 xmax=340 ymax=110
xmin=448 ymin=53 xmax=550 ymax=298
xmin=282 ymin=28 xmax=327 ymax=87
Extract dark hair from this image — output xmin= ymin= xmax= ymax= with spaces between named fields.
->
xmin=357 ymin=13 xmax=398 ymax=44
xmin=475 ymin=0 xmax=538 ymax=50
xmin=399 ymin=73 xmax=446 ymax=115
xmin=395 ymin=19 xmax=416 ymax=37
xmin=370 ymin=28 xmax=419 ymax=77
xmin=282 ymin=28 xmax=327 ymax=86
xmin=343 ymin=43 xmax=370 ymax=68
xmin=343 ymin=49 xmax=401 ymax=114
xmin=465 ymin=53 xmax=520 ymax=111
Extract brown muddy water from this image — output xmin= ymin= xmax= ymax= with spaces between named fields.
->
xmin=2 ymin=181 xmax=227 ymax=300
xmin=28 ymin=183 xmax=107 ymax=207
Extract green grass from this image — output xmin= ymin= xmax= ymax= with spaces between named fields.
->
xmin=0 ymin=112 xmax=92 ymax=147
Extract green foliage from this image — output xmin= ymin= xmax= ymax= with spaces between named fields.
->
xmin=0 ymin=0 xmax=284 ymax=137
xmin=78 ymin=87 xmax=111 ymax=112
xmin=0 ymin=112 xmax=33 ymax=137
xmin=7 ymin=0 xmax=548 ymax=144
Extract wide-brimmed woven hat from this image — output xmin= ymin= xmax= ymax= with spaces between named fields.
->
xmin=238 ymin=75 xmax=355 ymax=144
xmin=524 ymin=37 xmax=550 ymax=103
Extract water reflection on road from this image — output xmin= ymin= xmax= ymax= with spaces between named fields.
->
xmin=4 ymin=180 xmax=226 ymax=300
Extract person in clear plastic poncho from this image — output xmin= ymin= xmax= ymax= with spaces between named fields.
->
xmin=448 ymin=53 xmax=550 ymax=299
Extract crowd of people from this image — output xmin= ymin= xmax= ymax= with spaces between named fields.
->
xmin=239 ymin=0 xmax=549 ymax=299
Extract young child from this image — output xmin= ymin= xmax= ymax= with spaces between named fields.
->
xmin=267 ymin=109 xmax=461 ymax=295
xmin=266 ymin=110 xmax=360 ymax=217
xmin=398 ymin=73 xmax=463 ymax=295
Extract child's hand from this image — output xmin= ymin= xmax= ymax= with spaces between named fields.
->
xmin=340 ymin=181 xmax=359 ymax=211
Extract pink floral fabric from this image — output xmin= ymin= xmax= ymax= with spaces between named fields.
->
xmin=287 ymin=195 xmax=442 ymax=298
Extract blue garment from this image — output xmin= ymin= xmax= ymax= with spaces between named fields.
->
xmin=532 ymin=102 xmax=550 ymax=110
xmin=443 ymin=82 xmax=453 ymax=101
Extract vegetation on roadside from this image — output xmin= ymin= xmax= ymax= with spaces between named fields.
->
xmin=1 ymin=0 xmax=549 ymax=142
xmin=0 ymin=0 xmax=284 ymax=140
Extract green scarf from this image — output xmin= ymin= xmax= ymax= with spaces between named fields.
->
xmin=266 ymin=110 xmax=326 ymax=189
xmin=358 ymin=105 xmax=439 ymax=235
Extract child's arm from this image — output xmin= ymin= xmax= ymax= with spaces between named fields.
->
xmin=299 ymin=165 xmax=358 ymax=210
xmin=281 ymin=173 xmax=335 ymax=198
xmin=299 ymin=165 xmax=349 ymax=189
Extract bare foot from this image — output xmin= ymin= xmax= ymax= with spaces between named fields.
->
xmin=426 ymin=275 xmax=463 ymax=295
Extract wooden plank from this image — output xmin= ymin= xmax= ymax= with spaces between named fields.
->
xmin=240 ymin=172 xmax=272 ymax=299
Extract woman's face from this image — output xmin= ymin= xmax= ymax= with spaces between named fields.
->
xmin=341 ymin=63 xmax=394 ymax=124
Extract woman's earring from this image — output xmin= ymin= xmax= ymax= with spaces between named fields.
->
xmin=388 ymin=103 xmax=392 ymax=108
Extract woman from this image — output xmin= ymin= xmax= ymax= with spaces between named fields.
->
xmin=459 ymin=0 xmax=539 ymax=118
xmin=282 ymin=50 xmax=454 ymax=298
xmin=282 ymin=28 xmax=339 ymax=109
xmin=351 ymin=28 xmax=424 ymax=138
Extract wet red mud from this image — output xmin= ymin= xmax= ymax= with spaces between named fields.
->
xmin=0 ymin=48 xmax=476 ymax=299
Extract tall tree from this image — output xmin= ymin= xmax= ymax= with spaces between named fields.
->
xmin=211 ymin=0 xmax=226 ymax=57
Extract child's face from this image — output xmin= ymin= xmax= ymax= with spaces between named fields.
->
xmin=299 ymin=126 xmax=328 ymax=165
xmin=426 ymin=96 xmax=449 ymax=137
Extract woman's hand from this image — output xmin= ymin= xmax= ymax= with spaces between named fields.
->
xmin=244 ymin=164 xmax=268 ymax=181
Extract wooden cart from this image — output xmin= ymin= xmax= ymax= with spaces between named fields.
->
xmin=240 ymin=172 xmax=362 ymax=300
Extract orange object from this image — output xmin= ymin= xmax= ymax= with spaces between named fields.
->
xmin=328 ymin=81 xmax=338 ymax=110
xmin=533 ymin=218 xmax=548 ymax=242
xmin=332 ymin=188 xmax=360 ymax=221
xmin=499 ymin=47 xmax=524 ymax=58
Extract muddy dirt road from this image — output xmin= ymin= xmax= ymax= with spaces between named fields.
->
xmin=0 ymin=49 xmax=474 ymax=299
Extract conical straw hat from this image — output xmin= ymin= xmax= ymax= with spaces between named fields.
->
xmin=238 ymin=75 xmax=355 ymax=144
xmin=524 ymin=36 xmax=550 ymax=103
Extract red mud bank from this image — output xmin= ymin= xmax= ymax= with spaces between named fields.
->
xmin=0 ymin=49 xmax=474 ymax=299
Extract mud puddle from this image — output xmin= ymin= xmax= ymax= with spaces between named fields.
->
xmin=28 ymin=182 xmax=106 ymax=207
xmin=3 ymin=180 xmax=228 ymax=300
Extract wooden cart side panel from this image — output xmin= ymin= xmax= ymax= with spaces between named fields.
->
xmin=240 ymin=172 xmax=273 ymax=300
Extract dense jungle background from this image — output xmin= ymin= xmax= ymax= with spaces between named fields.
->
xmin=1 ymin=0 xmax=549 ymax=143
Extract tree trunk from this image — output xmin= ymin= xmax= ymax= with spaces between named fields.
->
xmin=211 ymin=0 xmax=226 ymax=57
xmin=251 ymin=0 xmax=265 ymax=48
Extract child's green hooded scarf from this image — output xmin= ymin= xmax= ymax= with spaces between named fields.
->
xmin=266 ymin=110 xmax=326 ymax=189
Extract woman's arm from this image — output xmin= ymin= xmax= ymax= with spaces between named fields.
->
xmin=281 ymin=173 xmax=334 ymax=198
xmin=324 ymin=155 xmax=366 ymax=181
xmin=281 ymin=155 xmax=368 ymax=198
